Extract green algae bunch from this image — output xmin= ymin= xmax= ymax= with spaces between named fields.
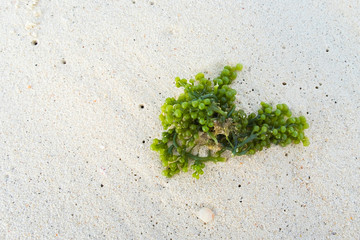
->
xmin=151 ymin=64 xmax=309 ymax=179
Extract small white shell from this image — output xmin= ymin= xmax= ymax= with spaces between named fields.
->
xmin=198 ymin=207 xmax=214 ymax=223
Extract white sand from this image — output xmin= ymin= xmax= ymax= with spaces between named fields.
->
xmin=1 ymin=0 xmax=359 ymax=239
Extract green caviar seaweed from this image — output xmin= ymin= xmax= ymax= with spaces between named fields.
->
xmin=151 ymin=64 xmax=309 ymax=179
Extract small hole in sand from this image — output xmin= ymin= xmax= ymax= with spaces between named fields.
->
xmin=326 ymin=49 xmax=329 ymax=52
xmin=140 ymin=104 xmax=144 ymax=109
xmin=61 ymin=59 xmax=66 ymax=64
xmin=282 ymin=82 xmax=287 ymax=85
xmin=31 ymin=40 xmax=38 ymax=46
xmin=142 ymin=140 xmax=145 ymax=144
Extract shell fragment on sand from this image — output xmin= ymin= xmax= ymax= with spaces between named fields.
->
xmin=198 ymin=207 xmax=214 ymax=223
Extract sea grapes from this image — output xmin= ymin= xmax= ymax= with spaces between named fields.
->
xmin=151 ymin=64 xmax=310 ymax=179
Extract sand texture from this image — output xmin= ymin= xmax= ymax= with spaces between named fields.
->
xmin=1 ymin=0 xmax=359 ymax=239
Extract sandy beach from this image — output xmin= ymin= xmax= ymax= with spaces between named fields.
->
xmin=1 ymin=0 xmax=359 ymax=239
